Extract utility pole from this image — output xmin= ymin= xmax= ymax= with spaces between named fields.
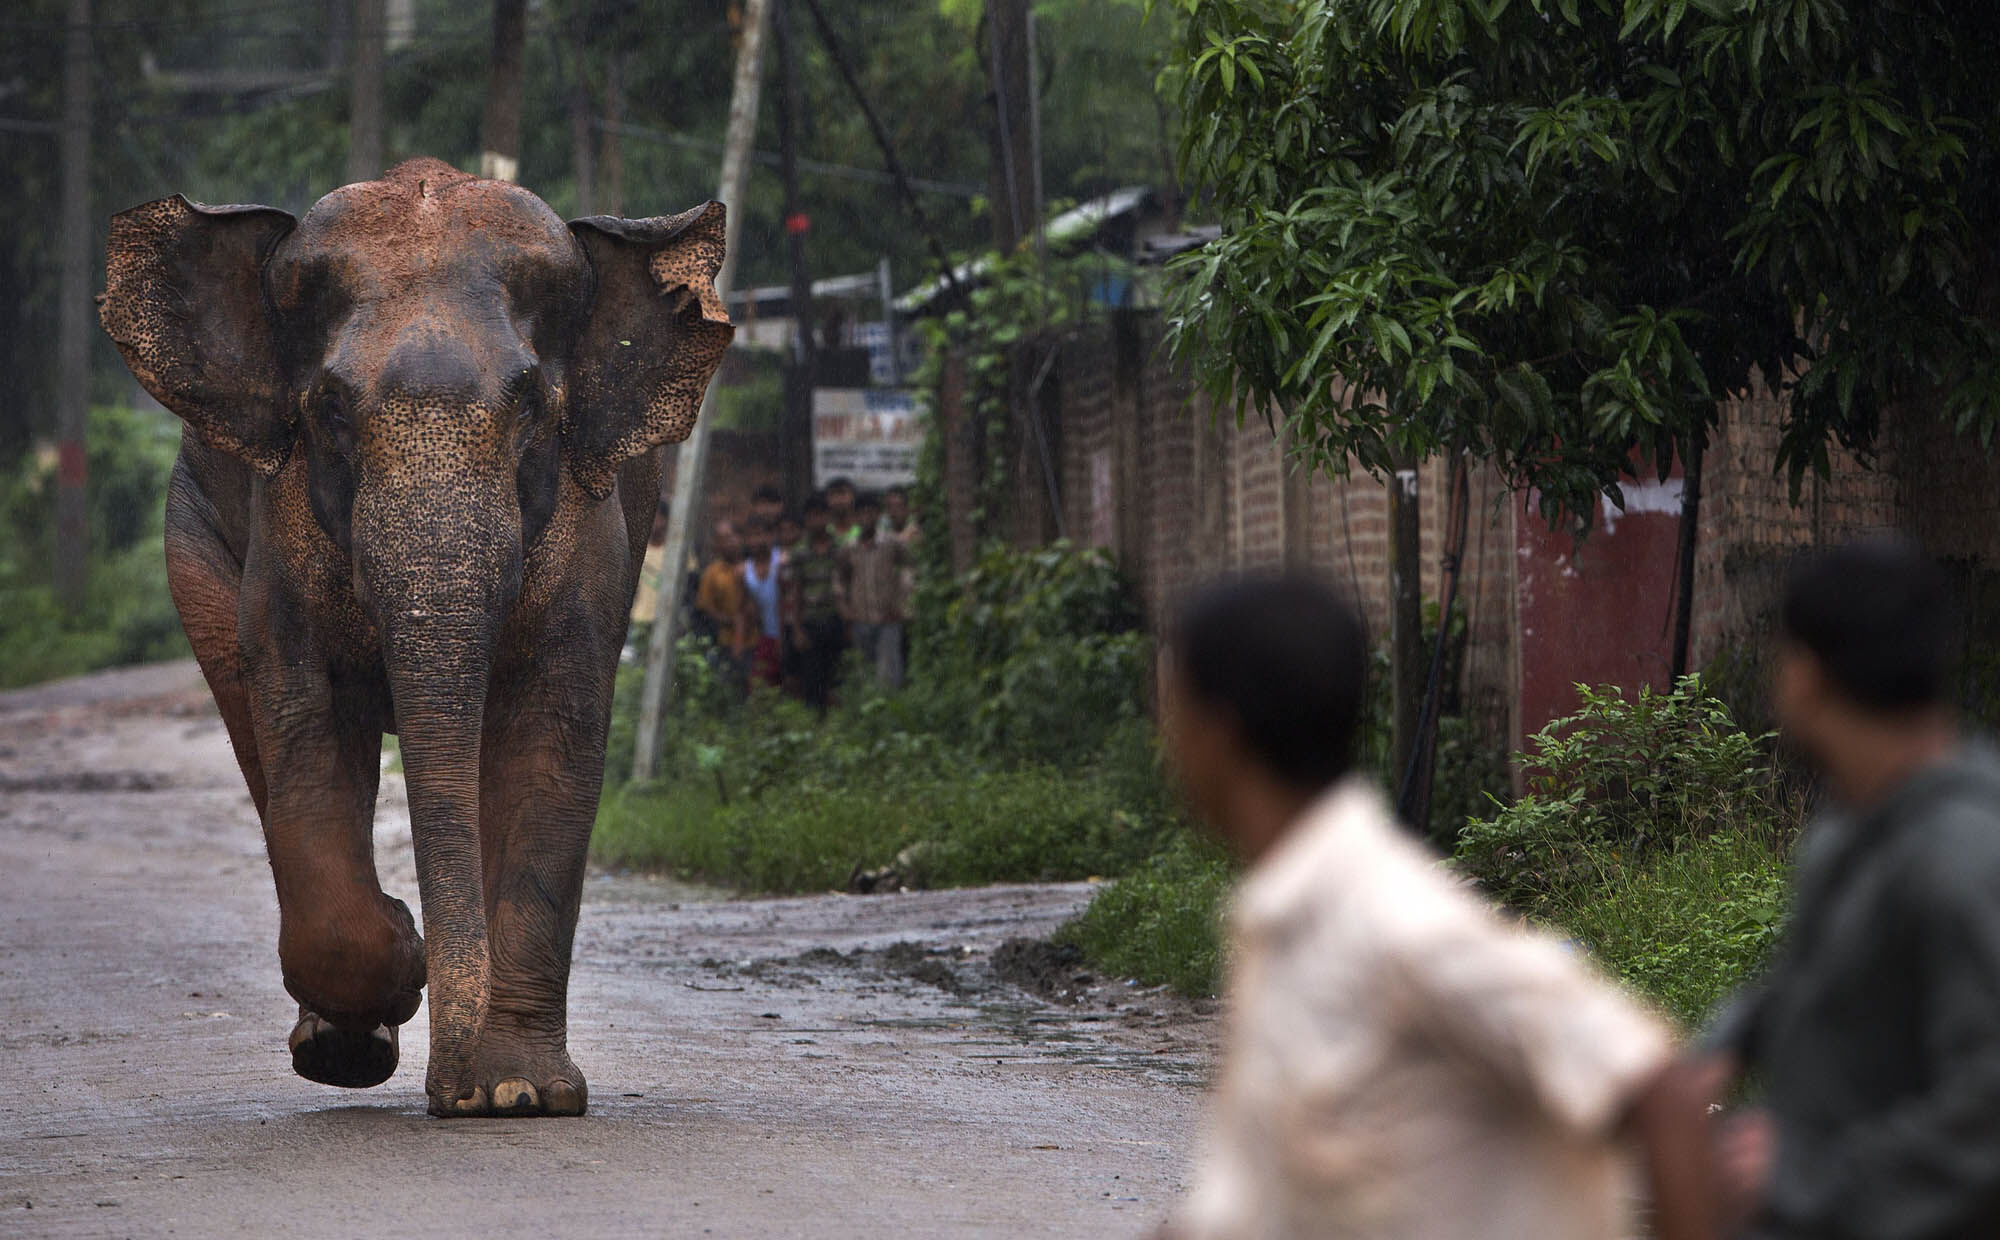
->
xmin=774 ymin=0 xmax=816 ymax=507
xmin=1388 ymin=462 xmax=1423 ymax=820
xmin=983 ymin=0 xmax=1034 ymax=255
xmin=631 ymin=0 xmax=770 ymax=783
xmin=55 ymin=0 xmax=92 ymax=614
xmin=479 ymin=0 xmax=526 ymax=182
xmin=346 ymin=0 xmax=385 ymax=182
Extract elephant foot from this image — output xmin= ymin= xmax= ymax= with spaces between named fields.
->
xmin=427 ymin=1033 xmax=587 ymax=1118
xmin=289 ymin=1006 xmax=399 ymax=1089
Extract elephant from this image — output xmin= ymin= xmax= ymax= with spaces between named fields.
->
xmin=97 ymin=158 xmax=733 ymax=1117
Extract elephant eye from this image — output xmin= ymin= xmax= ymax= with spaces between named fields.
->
xmin=317 ymin=387 xmax=350 ymax=432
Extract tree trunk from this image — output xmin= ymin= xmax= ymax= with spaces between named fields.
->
xmin=599 ymin=52 xmax=626 ymax=216
xmin=346 ymin=0 xmax=385 ymax=183
xmin=55 ymin=0 xmax=92 ymax=615
xmin=1670 ymin=433 xmax=1706 ymax=683
xmin=567 ymin=52 xmax=595 ymax=216
xmin=479 ymin=0 xmax=526 ymax=183
xmin=774 ymin=0 xmax=816 ymax=508
xmin=1388 ymin=462 xmax=1423 ymax=820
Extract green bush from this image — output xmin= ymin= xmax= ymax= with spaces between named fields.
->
xmin=908 ymin=540 xmax=1149 ymax=766
xmin=0 ymin=406 xmax=189 ymax=688
xmin=1058 ymin=834 xmax=1234 ymax=998
xmin=1454 ymin=677 xmax=1800 ymax=1026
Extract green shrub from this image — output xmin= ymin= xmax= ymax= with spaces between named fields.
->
xmin=908 ymin=540 xmax=1148 ymax=767
xmin=0 ymin=406 xmax=190 ymax=688
xmin=1058 ymin=834 xmax=1234 ymax=998
xmin=1454 ymin=677 xmax=1800 ymax=1026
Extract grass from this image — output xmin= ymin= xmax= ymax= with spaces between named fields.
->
xmin=593 ymin=745 xmax=1178 ymax=893
xmin=1051 ymin=811 xmax=1791 ymax=1018
xmin=1545 ymin=825 xmax=1789 ymax=1028
xmin=1057 ymin=834 xmax=1234 ymax=998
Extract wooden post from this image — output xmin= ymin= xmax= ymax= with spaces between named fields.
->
xmin=55 ymin=0 xmax=92 ymax=614
xmin=630 ymin=0 xmax=770 ymax=783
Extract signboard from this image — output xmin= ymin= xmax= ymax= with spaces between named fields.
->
xmin=813 ymin=388 xmax=921 ymax=491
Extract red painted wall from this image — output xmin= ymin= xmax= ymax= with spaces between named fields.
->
xmin=1515 ymin=475 xmax=1685 ymax=748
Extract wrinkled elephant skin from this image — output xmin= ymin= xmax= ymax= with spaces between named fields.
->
xmin=97 ymin=158 xmax=733 ymax=1117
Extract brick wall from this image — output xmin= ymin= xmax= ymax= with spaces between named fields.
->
xmin=931 ymin=311 xmax=2000 ymax=748
xmin=937 ymin=315 xmax=1517 ymax=730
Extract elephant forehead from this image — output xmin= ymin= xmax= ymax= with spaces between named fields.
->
xmin=272 ymin=160 xmax=583 ymax=308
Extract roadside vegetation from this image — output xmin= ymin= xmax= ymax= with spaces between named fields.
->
xmin=0 ymin=404 xmax=189 ymax=689
xmin=601 ymin=533 xmax=1803 ymax=1029
xmin=596 ymin=545 xmax=1179 ymax=892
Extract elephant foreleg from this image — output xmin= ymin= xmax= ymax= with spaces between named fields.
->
xmin=238 ymin=610 xmax=425 ymax=1084
xmin=454 ymin=646 xmax=614 ymax=1117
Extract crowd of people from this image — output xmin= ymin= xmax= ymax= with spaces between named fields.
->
xmin=640 ymin=476 xmax=919 ymax=712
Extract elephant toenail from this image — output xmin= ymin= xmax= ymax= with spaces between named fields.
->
xmin=542 ymin=1080 xmax=585 ymax=1116
xmin=492 ymin=1078 xmax=539 ymax=1112
xmin=451 ymin=1086 xmax=488 ymax=1115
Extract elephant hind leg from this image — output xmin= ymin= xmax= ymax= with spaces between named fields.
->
xmin=164 ymin=471 xmax=269 ymax=819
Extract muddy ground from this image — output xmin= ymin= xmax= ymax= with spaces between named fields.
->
xmin=0 ymin=662 xmax=1216 ymax=1238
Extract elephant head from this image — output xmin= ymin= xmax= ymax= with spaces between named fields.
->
xmin=99 ymin=161 xmax=731 ymax=1077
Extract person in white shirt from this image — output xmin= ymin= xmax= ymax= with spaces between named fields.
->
xmin=1155 ymin=574 xmax=1718 ymax=1240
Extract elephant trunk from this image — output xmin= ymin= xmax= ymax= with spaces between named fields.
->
xmin=354 ymin=479 xmax=523 ymax=1098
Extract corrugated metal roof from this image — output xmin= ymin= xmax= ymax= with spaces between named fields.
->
xmin=893 ymin=186 xmax=1157 ymax=315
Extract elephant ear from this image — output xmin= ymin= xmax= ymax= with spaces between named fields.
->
xmin=99 ymin=196 xmax=297 ymax=476
xmin=565 ymin=201 xmax=734 ymax=499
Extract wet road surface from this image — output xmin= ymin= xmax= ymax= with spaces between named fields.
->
xmin=0 ymin=662 xmax=1214 ymax=1238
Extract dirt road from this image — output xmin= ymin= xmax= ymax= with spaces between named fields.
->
xmin=0 ymin=662 xmax=1214 ymax=1238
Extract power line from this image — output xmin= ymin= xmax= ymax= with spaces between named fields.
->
xmin=600 ymin=118 xmax=983 ymax=199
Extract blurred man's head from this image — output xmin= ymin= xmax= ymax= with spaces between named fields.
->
xmin=709 ymin=519 xmax=741 ymax=564
xmin=803 ymin=494 xmax=831 ymax=536
xmin=855 ymin=492 xmax=882 ymax=540
xmin=742 ymin=514 xmax=775 ymax=559
xmin=777 ymin=511 xmax=804 ymax=549
xmin=826 ymin=478 xmax=857 ymax=519
xmin=1165 ymin=574 xmax=1368 ymax=858
xmin=885 ymin=486 xmax=911 ymax=526
xmin=1774 ymin=540 xmax=1960 ymax=797
xmin=751 ymin=485 xmax=785 ymax=523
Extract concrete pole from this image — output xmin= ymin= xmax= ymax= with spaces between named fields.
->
xmin=55 ymin=0 xmax=92 ymax=614
xmin=479 ymin=0 xmax=525 ymax=182
xmin=346 ymin=0 xmax=385 ymax=183
xmin=630 ymin=0 xmax=770 ymax=782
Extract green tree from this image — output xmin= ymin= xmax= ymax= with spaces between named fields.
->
xmin=1157 ymin=0 xmax=2000 ymax=804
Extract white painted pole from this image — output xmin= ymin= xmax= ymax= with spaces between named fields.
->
xmin=631 ymin=0 xmax=771 ymax=782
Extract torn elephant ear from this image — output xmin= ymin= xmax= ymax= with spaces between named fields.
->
xmin=99 ymin=196 xmax=298 ymax=476
xmin=565 ymin=201 xmax=734 ymax=500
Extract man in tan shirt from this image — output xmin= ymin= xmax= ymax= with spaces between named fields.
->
xmin=1158 ymin=575 xmax=1718 ymax=1240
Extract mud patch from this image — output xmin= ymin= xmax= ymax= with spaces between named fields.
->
xmin=715 ymin=941 xmax=974 ymax=996
xmin=991 ymin=938 xmax=1093 ymax=1003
